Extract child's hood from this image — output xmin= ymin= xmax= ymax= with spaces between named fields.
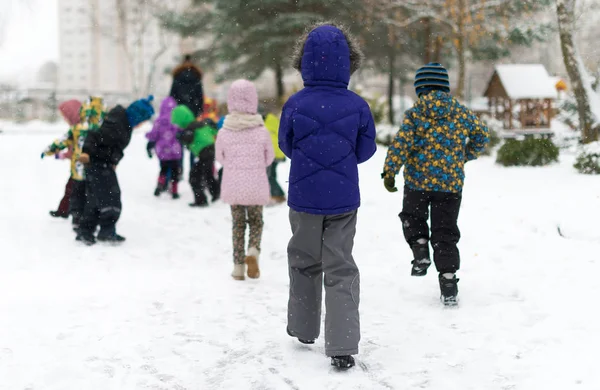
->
xmin=81 ymin=97 xmax=106 ymax=131
xmin=292 ymin=23 xmax=363 ymax=88
xmin=158 ymin=97 xmax=177 ymax=119
xmin=414 ymin=91 xmax=460 ymax=119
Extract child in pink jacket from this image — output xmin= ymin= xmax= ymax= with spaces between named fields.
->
xmin=216 ymin=79 xmax=274 ymax=280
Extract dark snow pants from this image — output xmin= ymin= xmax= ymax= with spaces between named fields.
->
xmin=287 ymin=210 xmax=360 ymax=357
xmin=189 ymin=146 xmax=220 ymax=205
xmin=79 ymin=163 xmax=122 ymax=238
xmin=400 ymin=187 xmax=462 ymax=274
xmin=69 ymin=179 xmax=87 ymax=224
xmin=267 ymin=161 xmax=285 ymax=198
xmin=56 ymin=177 xmax=74 ymax=216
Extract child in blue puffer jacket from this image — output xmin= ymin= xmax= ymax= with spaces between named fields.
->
xmin=279 ymin=22 xmax=377 ymax=370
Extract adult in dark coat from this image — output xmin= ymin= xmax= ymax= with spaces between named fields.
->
xmin=170 ymin=55 xmax=204 ymax=117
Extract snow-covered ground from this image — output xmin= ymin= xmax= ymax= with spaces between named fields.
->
xmin=1 ymin=125 xmax=600 ymax=390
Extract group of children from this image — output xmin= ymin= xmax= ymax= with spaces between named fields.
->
xmin=145 ymin=96 xmax=287 ymax=208
xmin=43 ymin=22 xmax=490 ymax=371
xmin=44 ymin=96 xmax=155 ymax=244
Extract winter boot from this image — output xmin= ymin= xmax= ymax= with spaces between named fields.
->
xmin=411 ymin=242 xmax=432 ymax=277
xmin=49 ymin=210 xmax=69 ymax=219
xmin=245 ymin=248 xmax=260 ymax=279
xmin=286 ymin=327 xmax=315 ymax=345
xmin=231 ymin=264 xmax=245 ymax=281
xmin=331 ymin=356 xmax=356 ymax=370
xmin=76 ymin=233 xmax=96 ymax=246
xmin=171 ymin=181 xmax=180 ymax=199
xmin=189 ymin=201 xmax=208 ymax=208
xmin=439 ymin=273 xmax=459 ymax=306
xmin=97 ymin=233 xmax=126 ymax=244
xmin=154 ymin=175 xmax=167 ymax=196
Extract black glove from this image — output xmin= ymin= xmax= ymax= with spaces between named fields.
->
xmin=176 ymin=129 xmax=195 ymax=146
xmin=382 ymin=173 xmax=398 ymax=193
xmin=146 ymin=141 xmax=155 ymax=158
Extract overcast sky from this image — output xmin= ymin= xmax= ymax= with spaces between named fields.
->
xmin=0 ymin=0 xmax=58 ymax=84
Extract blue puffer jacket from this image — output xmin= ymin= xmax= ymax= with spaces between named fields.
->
xmin=279 ymin=25 xmax=377 ymax=215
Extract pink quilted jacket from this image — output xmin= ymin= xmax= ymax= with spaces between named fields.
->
xmin=216 ymin=113 xmax=275 ymax=206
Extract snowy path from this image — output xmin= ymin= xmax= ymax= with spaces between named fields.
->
xmin=1 ymin=128 xmax=600 ymax=389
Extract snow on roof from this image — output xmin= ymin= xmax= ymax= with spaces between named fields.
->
xmin=495 ymin=64 xmax=558 ymax=100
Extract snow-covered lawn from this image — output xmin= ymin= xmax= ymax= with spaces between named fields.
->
xmin=1 ymin=126 xmax=599 ymax=389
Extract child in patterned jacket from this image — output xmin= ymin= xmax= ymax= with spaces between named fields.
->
xmin=382 ymin=63 xmax=489 ymax=306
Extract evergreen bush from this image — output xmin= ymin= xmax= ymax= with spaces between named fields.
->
xmin=574 ymin=142 xmax=600 ymax=174
xmin=496 ymin=137 xmax=559 ymax=166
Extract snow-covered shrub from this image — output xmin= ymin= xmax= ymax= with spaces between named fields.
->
xmin=496 ymin=137 xmax=559 ymax=167
xmin=375 ymin=123 xmax=396 ymax=146
xmin=574 ymin=141 xmax=600 ymax=174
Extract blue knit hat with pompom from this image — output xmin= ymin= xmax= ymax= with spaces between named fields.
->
xmin=126 ymin=95 xmax=155 ymax=128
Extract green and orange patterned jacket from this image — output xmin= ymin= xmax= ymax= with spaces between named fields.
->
xmin=44 ymin=97 xmax=106 ymax=181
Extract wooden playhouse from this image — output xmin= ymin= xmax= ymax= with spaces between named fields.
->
xmin=484 ymin=64 xmax=558 ymax=134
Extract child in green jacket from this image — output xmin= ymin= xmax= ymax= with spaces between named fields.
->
xmin=172 ymin=105 xmax=221 ymax=207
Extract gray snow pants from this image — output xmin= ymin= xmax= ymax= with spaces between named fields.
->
xmin=287 ymin=209 xmax=360 ymax=357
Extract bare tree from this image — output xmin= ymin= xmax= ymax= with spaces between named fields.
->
xmin=387 ymin=0 xmax=550 ymax=99
xmin=91 ymin=0 xmax=174 ymax=96
xmin=557 ymin=0 xmax=600 ymax=144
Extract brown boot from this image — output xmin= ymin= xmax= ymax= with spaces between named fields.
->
xmin=273 ymin=196 xmax=287 ymax=204
xmin=245 ymin=247 xmax=261 ymax=279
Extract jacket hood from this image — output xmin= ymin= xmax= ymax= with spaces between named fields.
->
xmin=415 ymin=91 xmax=459 ymax=119
xmin=59 ymin=100 xmax=82 ymax=126
xmin=292 ymin=23 xmax=363 ymax=88
xmin=80 ymin=97 xmax=106 ymax=130
xmin=227 ymin=79 xmax=258 ymax=114
xmin=158 ymin=96 xmax=177 ymax=119
xmin=173 ymin=62 xmax=202 ymax=79
xmin=99 ymin=105 xmax=131 ymax=150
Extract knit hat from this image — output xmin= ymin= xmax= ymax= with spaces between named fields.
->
xmin=58 ymin=100 xmax=82 ymax=126
xmin=126 ymin=95 xmax=155 ymax=128
xmin=171 ymin=105 xmax=196 ymax=129
xmin=414 ymin=63 xmax=450 ymax=97
xmin=227 ymin=79 xmax=258 ymax=114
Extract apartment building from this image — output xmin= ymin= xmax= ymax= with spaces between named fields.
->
xmin=57 ymin=0 xmax=187 ymax=103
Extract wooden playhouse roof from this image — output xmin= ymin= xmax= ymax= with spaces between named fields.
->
xmin=484 ymin=64 xmax=558 ymax=100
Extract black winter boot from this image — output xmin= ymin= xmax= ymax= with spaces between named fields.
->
xmin=411 ymin=243 xmax=431 ymax=276
xmin=189 ymin=201 xmax=208 ymax=208
xmin=286 ymin=327 xmax=315 ymax=345
xmin=49 ymin=210 xmax=69 ymax=219
xmin=76 ymin=233 xmax=96 ymax=246
xmin=97 ymin=233 xmax=126 ymax=244
xmin=439 ymin=273 xmax=459 ymax=306
xmin=331 ymin=355 xmax=355 ymax=370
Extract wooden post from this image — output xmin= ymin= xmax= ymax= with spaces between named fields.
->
xmin=508 ymin=99 xmax=513 ymax=130
xmin=546 ymin=98 xmax=553 ymax=124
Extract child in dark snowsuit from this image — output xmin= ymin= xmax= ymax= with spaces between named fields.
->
xmin=171 ymin=105 xmax=220 ymax=207
xmin=382 ymin=63 xmax=490 ymax=306
xmin=76 ymin=96 xmax=155 ymax=245
xmin=279 ymin=23 xmax=377 ymax=370
xmin=146 ymin=96 xmax=182 ymax=199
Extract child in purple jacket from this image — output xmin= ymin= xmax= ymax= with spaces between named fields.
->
xmin=146 ymin=97 xmax=183 ymax=199
xmin=279 ymin=23 xmax=377 ymax=370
